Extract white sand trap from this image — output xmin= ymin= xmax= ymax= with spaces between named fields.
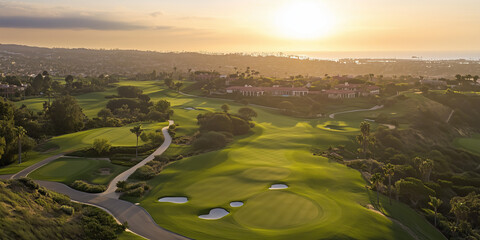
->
xmin=230 ymin=201 xmax=244 ymax=207
xmin=184 ymin=107 xmax=197 ymax=110
xmin=158 ymin=197 xmax=188 ymax=204
xmin=199 ymin=208 xmax=229 ymax=220
xmin=269 ymin=184 xmax=288 ymax=190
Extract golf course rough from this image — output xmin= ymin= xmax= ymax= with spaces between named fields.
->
xmin=105 ymin=82 xmax=444 ymax=240
xmin=11 ymin=81 xmax=445 ymax=240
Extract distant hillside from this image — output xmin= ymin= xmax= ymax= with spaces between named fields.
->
xmin=0 ymin=178 xmax=127 ymax=240
xmin=1 ymin=44 xmax=480 ymax=78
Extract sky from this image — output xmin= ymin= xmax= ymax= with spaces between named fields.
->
xmin=0 ymin=0 xmax=479 ymax=53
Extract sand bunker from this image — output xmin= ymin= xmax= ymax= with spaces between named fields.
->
xmin=158 ymin=197 xmax=188 ymax=204
xmin=230 ymin=201 xmax=244 ymax=207
xmin=269 ymin=184 xmax=288 ymax=190
xmin=199 ymin=208 xmax=229 ymax=220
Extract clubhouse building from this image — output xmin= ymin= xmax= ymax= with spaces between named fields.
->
xmin=225 ymin=82 xmax=380 ymax=99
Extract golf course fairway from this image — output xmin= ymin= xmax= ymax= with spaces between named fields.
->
xmin=9 ymin=81 xmax=445 ymax=239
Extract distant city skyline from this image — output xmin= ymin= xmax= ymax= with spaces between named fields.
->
xmin=1 ymin=0 xmax=480 ymax=53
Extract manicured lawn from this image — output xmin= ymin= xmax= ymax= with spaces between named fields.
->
xmin=118 ymin=231 xmax=145 ymax=240
xmin=30 ymin=157 xmax=128 ymax=185
xmin=122 ymin=89 xmax=444 ymax=240
xmin=0 ymin=121 xmax=167 ymax=175
xmin=453 ymin=134 xmax=480 ymax=155
xmin=10 ymin=81 xmax=445 ymax=239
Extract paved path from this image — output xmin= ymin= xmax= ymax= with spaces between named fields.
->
xmin=102 ymin=120 xmax=174 ymax=198
xmin=446 ymin=109 xmax=455 ymax=123
xmin=36 ymin=180 xmax=188 ymax=240
xmin=1 ymin=120 xmax=188 ymax=240
xmin=329 ymin=105 xmax=384 ymax=119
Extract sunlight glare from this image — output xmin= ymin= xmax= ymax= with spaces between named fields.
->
xmin=273 ymin=1 xmax=335 ymax=40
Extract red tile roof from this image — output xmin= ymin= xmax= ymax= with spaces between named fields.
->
xmin=227 ymin=86 xmax=308 ymax=91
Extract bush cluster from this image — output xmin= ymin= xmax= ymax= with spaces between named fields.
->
xmin=71 ymin=180 xmax=107 ymax=193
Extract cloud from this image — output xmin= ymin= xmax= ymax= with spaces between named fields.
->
xmin=0 ymin=16 xmax=170 ymax=31
xmin=150 ymin=11 xmax=163 ymax=17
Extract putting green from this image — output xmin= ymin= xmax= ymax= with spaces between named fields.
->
xmin=317 ymin=121 xmax=358 ymax=132
xmin=234 ymin=191 xmax=320 ymax=229
xmin=10 ymin=81 xmax=445 ymax=239
xmin=240 ymin=167 xmax=291 ymax=181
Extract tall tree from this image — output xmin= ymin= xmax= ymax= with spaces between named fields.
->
xmin=370 ymin=172 xmax=384 ymax=206
xmin=174 ymin=82 xmax=183 ymax=92
xmin=130 ymin=125 xmax=144 ymax=159
xmin=356 ymin=121 xmax=371 ymax=158
xmin=65 ymin=75 xmax=74 ymax=88
xmin=428 ymin=196 xmax=442 ymax=227
xmin=14 ymin=126 xmax=26 ymax=164
xmin=238 ymin=107 xmax=257 ymax=120
xmin=97 ymin=108 xmax=113 ymax=126
xmin=48 ymin=95 xmax=85 ymax=134
xmin=420 ymin=159 xmax=434 ymax=182
xmin=221 ymin=104 xmax=230 ymax=113
xmin=383 ymin=163 xmax=395 ymax=205
xmin=450 ymin=201 xmax=469 ymax=226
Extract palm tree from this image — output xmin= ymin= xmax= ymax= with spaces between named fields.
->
xmin=174 ymin=82 xmax=183 ymax=92
xmin=420 ymin=159 xmax=434 ymax=182
xmin=428 ymin=196 xmax=443 ymax=227
xmin=15 ymin=126 xmax=27 ymax=164
xmin=130 ymin=125 xmax=144 ymax=159
xmin=356 ymin=121 xmax=371 ymax=158
xmin=383 ymin=163 xmax=395 ymax=205
xmin=370 ymin=172 xmax=384 ymax=206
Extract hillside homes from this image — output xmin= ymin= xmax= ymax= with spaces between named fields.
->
xmin=226 ymin=85 xmax=308 ymax=96
xmin=225 ymin=82 xmax=380 ymax=99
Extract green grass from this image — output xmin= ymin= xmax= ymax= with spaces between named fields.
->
xmin=114 ymin=86 xmax=444 ymax=240
xmin=118 ymin=232 xmax=146 ymax=240
xmin=10 ymin=81 xmax=445 ymax=239
xmin=29 ymin=157 xmax=128 ymax=185
xmin=0 ymin=121 xmax=167 ymax=174
xmin=453 ymin=134 xmax=480 ymax=155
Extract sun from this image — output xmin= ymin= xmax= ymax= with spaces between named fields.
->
xmin=273 ymin=1 xmax=335 ymax=40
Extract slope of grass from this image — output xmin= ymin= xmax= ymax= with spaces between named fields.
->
xmin=29 ymin=157 xmax=128 ymax=185
xmin=0 ymin=179 xmax=127 ymax=239
xmin=0 ymin=121 xmax=167 ymax=174
xmin=453 ymin=134 xmax=480 ymax=155
xmin=119 ymin=87 xmax=444 ymax=240
xmin=10 ymin=81 xmax=445 ymax=239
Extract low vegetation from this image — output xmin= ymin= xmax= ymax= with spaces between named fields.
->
xmin=0 ymin=178 xmax=126 ymax=240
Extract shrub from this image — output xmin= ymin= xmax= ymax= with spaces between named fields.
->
xmin=92 ymin=138 xmax=111 ymax=155
xmin=231 ymin=116 xmax=250 ymax=135
xmin=71 ymin=180 xmax=106 ymax=193
xmin=117 ymin=86 xmax=142 ymax=98
xmin=131 ymin=165 xmax=156 ymax=180
xmin=193 ymin=131 xmax=228 ymax=150
xmin=147 ymin=110 xmax=167 ymax=122
xmin=60 ymin=205 xmax=75 ymax=215
xmin=18 ymin=177 xmax=39 ymax=190
xmin=106 ymin=98 xmax=140 ymax=112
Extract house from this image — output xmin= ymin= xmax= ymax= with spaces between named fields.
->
xmin=226 ymin=85 xmax=308 ymax=97
xmin=0 ymin=84 xmax=24 ymax=98
xmin=324 ymin=90 xmax=356 ymax=99
xmin=335 ymin=82 xmax=380 ymax=97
